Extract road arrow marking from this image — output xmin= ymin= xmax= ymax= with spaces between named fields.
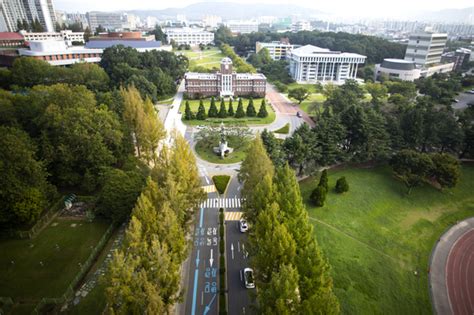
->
xmin=196 ymin=249 xmax=200 ymax=267
xmin=231 ymin=243 xmax=234 ymax=260
xmin=203 ymin=293 xmax=217 ymax=315
xmin=209 ymin=248 xmax=214 ymax=267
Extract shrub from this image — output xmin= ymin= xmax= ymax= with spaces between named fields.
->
xmin=257 ymin=98 xmax=268 ymax=118
xmin=220 ymin=238 xmax=225 ymax=254
xmin=310 ymin=185 xmax=327 ymax=207
xmin=235 ymin=98 xmax=245 ymax=118
xmin=208 ymin=97 xmax=218 ymax=117
xmin=335 ymin=176 xmax=349 ymax=193
xmin=196 ymin=100 xmax=206 ymax=120
xmin=246 ymin=98 xmax=256 ymax=117
xmin=218 ymin=99 xmax=228 ymax=118
xmin=184 ymin=100 xmax=194 ymax=120
xmin=213 ymin=175 xmax=231 ymax=194
xmin=274 ymin=81 xmax=287 ymax=93
xmin=228 ymin=99 xmax=234 ymax=116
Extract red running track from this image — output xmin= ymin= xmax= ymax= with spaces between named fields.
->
xmin=446 ymin=229 xmax=474 ymax=315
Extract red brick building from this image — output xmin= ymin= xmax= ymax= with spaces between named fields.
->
xmin=185 ymin=57 xmax=266 ymax=98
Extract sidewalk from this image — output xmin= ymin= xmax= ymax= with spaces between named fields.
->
xmin=429 ymin=217 xmax=474 ymax=315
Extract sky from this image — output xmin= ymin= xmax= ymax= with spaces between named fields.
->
xmin=54 ymin=0 xmax=473 ymax=17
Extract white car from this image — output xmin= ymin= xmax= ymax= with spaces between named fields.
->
xmin=468 ymin=90 xmax=474 ymax=94
xmin=243 ymin=268 xmax=255 ymax=289
xmin=239 ymin=219 xmax=249 ymax=233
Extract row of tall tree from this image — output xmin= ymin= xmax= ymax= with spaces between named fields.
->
xmin=238 ymin=137 xmax=340 ymax=314
xmin=185 ymin=98 xmax=268 ymax=120
xmin=104 ymin=133 xmax=206 ymax=313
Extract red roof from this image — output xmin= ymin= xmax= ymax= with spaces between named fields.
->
xmin=0 ymin=32 xmax=24 ymax=40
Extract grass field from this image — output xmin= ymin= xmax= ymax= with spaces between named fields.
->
xmin=195 ymin=137 xmax=248 ymax=164
xmin=299 ymin=165 xmax=474 ymax=314
xmin=178 ymin=48 xmax=227 ymax=71
xmin=180 ymin=98 xmax=275 ymax=126
xmin=0 ymin=218 xmax=109 ymax=300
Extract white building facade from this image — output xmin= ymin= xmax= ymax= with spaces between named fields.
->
xmin=404 ymin=32 xmax=447 ymax=66
xmin=20 ymin=30 xmax=84 ymax=43
xmin=291 ymin=21 xmax=312 ymax=32
xmin=375 ymin=59 xmax=421 ymax=81
xmin=225 ymin=20 xmax=258 ymax=34
xmin=0 ymin=0 xmax=56 ymax=32
xmin=256 ymin=41 xmax=297 ymax=60
xmin=164 ymin=28 xmax=214 ymax=45
xmin=289 ymin=45 xmax=366 ymax=84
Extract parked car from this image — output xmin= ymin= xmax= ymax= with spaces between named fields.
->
xmin=239 ymin=218 xmax=248 ymax=233
xmin=467 ymin=90 xmax=474 ymax=94
xmin=296 ymin=111 xmax=302 ymax=118
xmin=243 ymin=268 xmax=255 ymax=289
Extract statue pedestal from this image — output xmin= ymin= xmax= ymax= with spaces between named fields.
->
xmin=213 ymin=140 xmax=233 ymax=158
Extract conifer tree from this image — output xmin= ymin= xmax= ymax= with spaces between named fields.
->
xmin=257 ymin=98 xmax=268 ymax=118
xmin=228 ymin=99 xmax=234 ymax=116
xmin=318 ymin=169 xmax=329 ymax=192
xmin=310 ymin=185 xmax=326 ymax=207
xmin=235 ymin=98 xmax=245 ymax=118
xmin=208 ymin=97 xmax=218 ymax=117
xmin=184 ymin=100 xmax=194 ymax=120
xmin=196 ymin=99 xmax=206 ymax=120
xmin=218 ymin=98 xmax=227 ymax=118
xmin=246 ymin=97 xmax=256 ymax=117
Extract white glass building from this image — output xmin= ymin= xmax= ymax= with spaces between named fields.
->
xmin=164 ymin=28 xmax=214 ymax=45
xmin=288 ymin=45 xmax=366 ymax=84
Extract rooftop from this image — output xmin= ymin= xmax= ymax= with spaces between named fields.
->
xmin=290 ymin=44 xmax=366 ymax=59
xmin=85 ymin=40 xmax=162 ymax=49
xmin=0 ymin=32 xmax=24 ymax=40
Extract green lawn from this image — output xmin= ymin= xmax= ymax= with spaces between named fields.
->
xmin=195 ymin=137 xmax=247 ymax=164
xmin=178 ymin=48 xmax=227 ymax=71
xmin=181 ymin=98 xmax=275 ymax=126
xmin=0 ymin=218 xmax=109 ymax=300
xmin=212 ymin=175 xmax=231 ymax=194
xmin=273 ymin=123 xmax=290 ymax=134
xmin=299 ymin=165 xmax=474 ymax=314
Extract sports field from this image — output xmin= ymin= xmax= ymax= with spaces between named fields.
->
xmin=299 ymin=165 xmax=474 ymax=314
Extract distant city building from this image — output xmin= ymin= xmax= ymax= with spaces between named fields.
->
xmin=375 ymin=59 xmax=421 ymax=81
xmin=123 ymin=13 xmax=138 ymax=30
xmin=164 ymin=28 xmax=214 ymax=45
xmin=291 ymin=21 xmax=312 ymax=32
xmin=225 ymin=20 xmax=258 ymax=34
xmin=64 ymin=12 xmax=89 ymax=28
xmin=86 ymin=11 xmax=122 ymax=32
xmin=18 ymin=40 xmax=101 ymax=65
xmin=0 ymin=31 xmax=25 ymax=47
xmin=288 ymin=44 xmax=366 ymax=84
xmin=202 ymin=15 xmax=222 ymax=28
xmin=420 ymin=62 xmax=454 ymax=77
xmin=20 ymin=30 xmax=85 ymax=43
xmin=185 ymin=57 xmax=266 ymax=98
xmin=0 ymin=0 xmax=57 ymax=32
xmin=146 ymin=16 xmax=158 ymax=28
xmin=453 ymin=48 xmax=471 ymax=71
xmin=255 ymin=39 xmax=298 ymax=60
xmin=404 ymin=32 xmax=447 ymax=66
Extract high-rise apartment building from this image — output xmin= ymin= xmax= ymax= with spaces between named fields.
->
xmin=0 ymin=0 xmax=56 ymax=32
xmin=404 ymin=32 xmax=448 ymax=66
xmin=86 ymin=11 xmax=123 ymax=32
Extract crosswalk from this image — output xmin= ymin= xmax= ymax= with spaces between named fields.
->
xmin=225 ymin=211 xmax=243 ymax=221
xmin=200 ymin=198 xmax=244 ymax=209
xmin=202 ymin=185 xmax=216 ymax=193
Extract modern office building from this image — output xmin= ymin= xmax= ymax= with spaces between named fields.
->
xmin=0 ymin=0 xmax=56 ymax=32
xmin=20 ymin=30 xmax=84 ymax=43
xmin=225 ymin=20 xmax=258 ymax=34
xmin=202 ymin=15 xmax=222 ymax=28
xmin=86 ymin=11 xmax=123 ymax=32
xmin=404 ymin=32 xmax=448 ymax=66
xmin=18 ymin=40 xmax=102 ymax=65
xmin=375 ymin=59 xmax=421 ymax=81
xmin=453 ymin=48 xmax=471 ymax=71
xmin=164 ymin=28 xmax=214 ymax=45
xmin=288 ymin=45 xmax=366 ymax=84
xmin=255 ymin=39 xmax=298 ymax=60
xmin=185 ymin=57 xmax=266 ymax=97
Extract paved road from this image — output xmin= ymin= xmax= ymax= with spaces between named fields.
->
xmin=225 ymin=175 xmax=255 ymax=315
xmin=429 ymin=217 xmax=474 ymax=315
xmin=453 ymin=92 xmax=474 ymax=110
xmin=184 ymin=175 xmax=220 ymax=315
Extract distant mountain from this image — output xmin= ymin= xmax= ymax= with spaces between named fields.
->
xmin=412 ymin=7 xmax=474 ymax=23
xmin=127 ymin=2 xmax=322 ymax=20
